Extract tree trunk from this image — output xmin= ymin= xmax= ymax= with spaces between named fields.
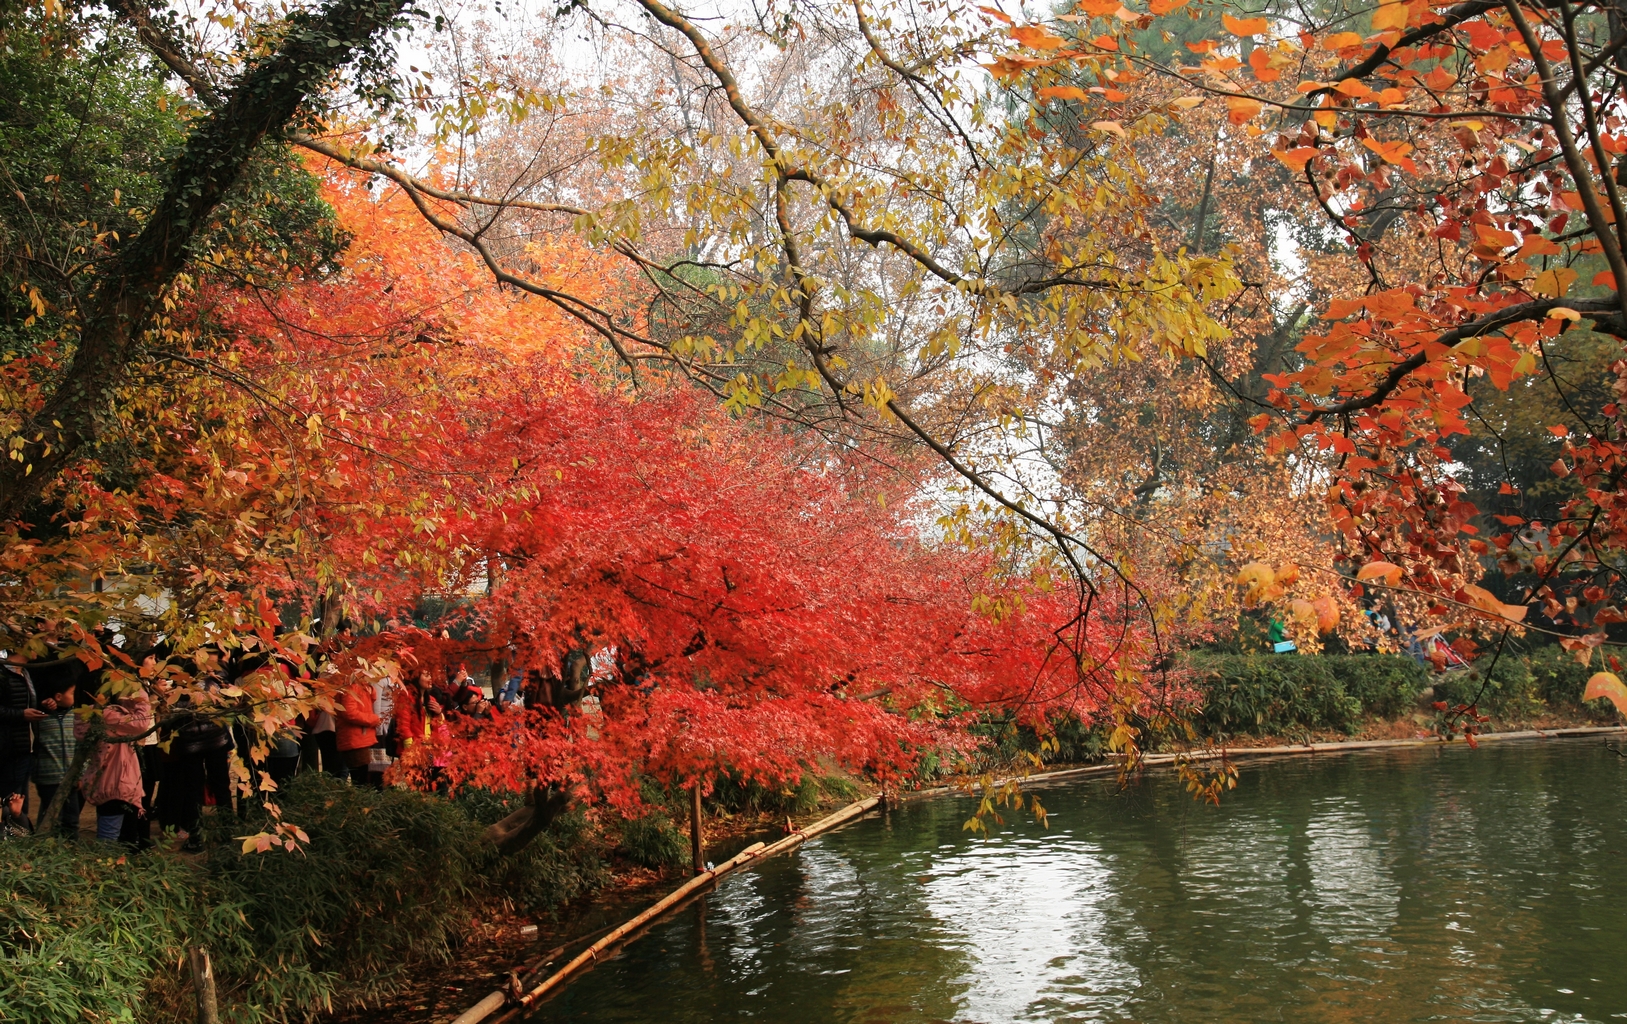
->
xmin=0 ymin=0 xmax=412 ymax=520
xmin=37 ymin=716 xmax=102 ymax=836
xmin=188 ymin=946 xmax=220 ymax=1024
xmin=482 ymin=784 xmax=571 ymax=856
xmin=1191 ymin=142 xmax=1218 ymax=254
xmin=690 ymin=784 xmax=705 ymax=875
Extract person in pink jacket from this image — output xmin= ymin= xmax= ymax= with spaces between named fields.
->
xmin=78 ymin=693 xmax=154 ymax=843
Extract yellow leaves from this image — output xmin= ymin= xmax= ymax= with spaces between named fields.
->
xmin=1370 ymin=0 xmax=1409 ymax=32
xmin=20 ymin=283 xmax=45 ymax=327
xmin=1530 ymin=266 xmax=1578 ymax=298
xmin=1038 ymin=86 xmax=1090 ymax=101
xmin=1322 ymin=32 xmax=1363 ymax=49
xmin=1236 ymin=562 xmax=1299 ymax=607
xmin=1360 ymin=137 xmax=1416 ymax=171
xmin=1171 ymin=95 xmax=1206 ymax=110
xmin=1583 ymin=672 xmax=1627 ymax=716
xmin=1235 ymin=561 xmax=1275 ymax=607
xmin=1547 ymin=306 xmax=1581 ymax=321
xmin=1312 ymin=595 xmax=1340 ymax=633
xmin=1091 ymin=120 xmax=1127 ymax=138
xmin=1272 ymin=146 xmax=1320 ymax=172
xmin=1356 ymin=560 xmax=1403 ymax=587
xmin=863 ymin=375 xmax=898 ymax=415
xmin=1460 ymin=584 xmax=1528 ymax=623
xmin=1012 ymin=24 xmax=1068 ymax=49
xmin=1225 ymin=95 xmax=1263 ymax=125
xmin=1289 ymin=598 xmax=1317 ymax=627
xmin=1222 ymin=13 xmax=1269 ymax=36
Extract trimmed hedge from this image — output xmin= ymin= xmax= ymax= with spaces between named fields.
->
xmin=1430 ymin=644 xmax=1619 ymax=724
xmin=1188 ymin=646 xmax=1621 ymax=739
xmin=1187 ymin=653 xmax=1427 ymax=738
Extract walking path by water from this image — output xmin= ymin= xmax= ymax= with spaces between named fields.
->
xmin=538 ymin=737 xmax=1627 ymax=1023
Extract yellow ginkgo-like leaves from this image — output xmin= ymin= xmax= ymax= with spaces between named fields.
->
xmin=1583 ymin=672 xmax=1627 ymax=716
xmin=1460 ymin=584 xmax=1528 ymax=623
xmin=1371 ymin=0 xmax=1409 ymax=32
xmin=1356 ymin=560 xmax=1403 ymax=587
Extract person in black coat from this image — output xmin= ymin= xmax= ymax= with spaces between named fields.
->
xmin=0 ymin=659 xmax=40 ymax=818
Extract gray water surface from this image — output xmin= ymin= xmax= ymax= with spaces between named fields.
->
xmin=541 ymin=738 xmax=1627 ymax=1023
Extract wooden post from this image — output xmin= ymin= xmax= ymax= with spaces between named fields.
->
xmin=690 ymin=783 xmax=704 ymax=875
xmin=189 ymin=946 xmax=219 ymax=1024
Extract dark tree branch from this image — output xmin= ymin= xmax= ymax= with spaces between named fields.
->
xmin=0 ymin=0 xmax=411 ymax=522
xmin=483 ymin=783 xmax=572 ymax=855
xmin=1304 ymin=296 xmax=1627 ymax=422
xmin=108 ymin=0 xmax=225 ymax=107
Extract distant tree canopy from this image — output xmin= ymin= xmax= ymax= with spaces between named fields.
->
xmin=7 ymin=0 xmax=1627 ymax=837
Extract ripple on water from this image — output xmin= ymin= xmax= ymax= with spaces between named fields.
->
xmin=540 ymin=738 xmax=1627 ymax=1024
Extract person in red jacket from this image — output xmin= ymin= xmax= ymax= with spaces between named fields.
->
xmin=394 ymin=669 xmax=451 ymax=790
xmin=335 ymin=678 xmax=380 ymax=785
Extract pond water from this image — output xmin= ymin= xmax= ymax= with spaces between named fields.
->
xmin=539 ymin=737 xmax=1627 ymax=1023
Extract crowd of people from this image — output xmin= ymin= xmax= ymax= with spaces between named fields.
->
xmin=0 ymin=650 xmax=542 ymax=848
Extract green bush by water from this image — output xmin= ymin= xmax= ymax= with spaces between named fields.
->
xmin=1187 ymin=646 xmax=1619 ymax=739
xmin=0 ymin=773 xmax=608 ymax=1024
xmin=1186 ymin=653 xmax=1426 ymax=739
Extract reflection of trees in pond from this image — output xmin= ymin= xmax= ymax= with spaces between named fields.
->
xmin=608 ymin=825 xmax=974 ymax=1023
xmin=543 ymin=744 xmax=1626 ymax=1024
xmin=920 ymin=835 xmax=1133 ymax=1022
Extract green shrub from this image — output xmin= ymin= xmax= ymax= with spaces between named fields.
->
xmin=1522 ymin=645 xmax=1619 ymax=721
xmin=708 ymin=771 xmax=833 ymax=815
xmin=617 ymin=809 xmax=689 ymax=868
xmin=0 ymin=840 xmax=216 ymax=1024
xmin=1430 ymin=652 xmax=1545 ymax=721
xmin=1 ymin=774 xmax=611 ymax=1024
xmin=1186 ymin=653 xmax=1428 ymax=738
xmin=1335 ymin=655 xmax=1428 ymax=718
xmin=207 ymin=773 xmax=487 ymax=1013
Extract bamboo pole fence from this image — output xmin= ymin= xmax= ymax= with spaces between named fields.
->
xmin=452 ymin=796 xmax=882 ymax=1024
xmin=449 ymin=725 xmax=1624 ymax=1024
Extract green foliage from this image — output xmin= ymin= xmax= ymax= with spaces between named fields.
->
xmin=707 ymin=770 xmax=850 ymax=816
xmin=0 ymin=774 xmax=608 ymax=1024
xmin=460 ymin=783 xmax=624 ymax=882
xmin=1428 ymin=648 xmax=1583 ymax=723
xmin=0 ymin=840 xmax=223 ymax=1024
xmin=205 ymin=773 xmax=486 ymax=1012
xmin=961 ymin=712 xmax=1112 ymax=771
xmin=0 ymin=6 xmax=346 ymax=362
xmin=1187 ymin=653 xmax=1429 ymax=738
xmin=617 ymin=809 xmax=689 ymax=869
xmin=1524 ymin=645 xmax=1619 ymax=721
xmin=0 ymin=5 xmax=178 ymax=358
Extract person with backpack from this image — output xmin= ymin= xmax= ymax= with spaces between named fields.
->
xmin=31 ymin=677 xmax=81 ymax=836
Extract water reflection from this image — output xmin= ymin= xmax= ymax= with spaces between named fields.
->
xmin=541 ymin=739 xmax=1627 ymax=1024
